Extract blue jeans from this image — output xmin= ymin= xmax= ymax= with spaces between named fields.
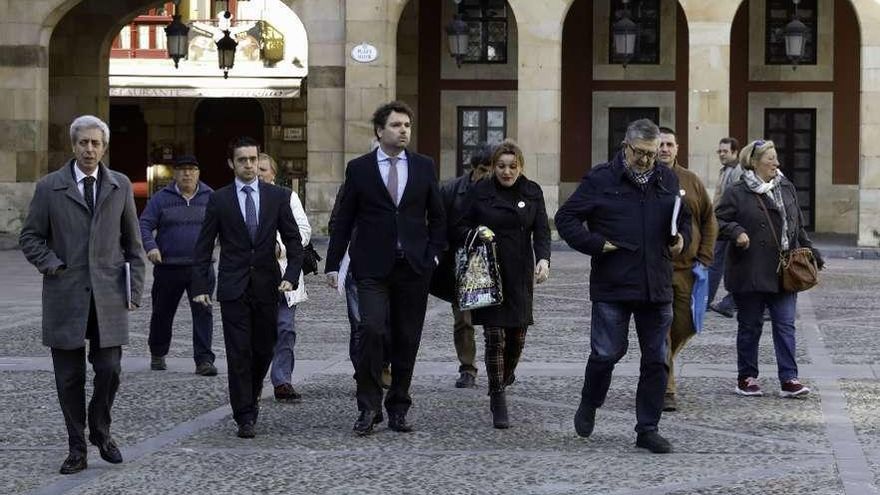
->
xmin=707 ymin=240 xmax=735 ymax=310
xmin=270 ymin=298 xmax=297 ymax=387
xmin=733 ymin=291 xmax=798 ymax=383
xmin=581 ymin=301 xmax=672 ymax=433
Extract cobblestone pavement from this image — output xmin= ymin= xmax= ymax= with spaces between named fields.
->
xmin=2 ymin=248 xmax=880 ymax=494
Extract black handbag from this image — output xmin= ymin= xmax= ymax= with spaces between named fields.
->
xmin=301 ymin=242 xmax=322 ymax=275
xmin=456 ymin=228 xmax=503 ymax=310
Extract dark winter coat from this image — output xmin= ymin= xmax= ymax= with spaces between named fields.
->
xmin=458 ymin=176 xmax=551 ymax=327
xmin=715 ymin=177 xmax=815 ymax=294
xmin=554 ymin=152 xmax=691 ymax=304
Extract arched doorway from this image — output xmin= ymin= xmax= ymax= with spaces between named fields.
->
xmin=108 ymin=104 xmax=149 ymax=208
xmin=729 ymin=0 xmax=860 ymax=233
xmin=194 ymin=98 xmax=265 ymax=189
xmin=560 ymin=0 xmax=690 ymax=200
xmin=396 ymin=0 xmax=519 ymax=180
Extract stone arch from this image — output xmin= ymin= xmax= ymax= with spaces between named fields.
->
xmin=560 ymin=0 xmax=690 ymax=189
xmin=728 ymin=0 xmax=861 ymax=233
xmin=394 ymin=0 xmax=519 ymax=179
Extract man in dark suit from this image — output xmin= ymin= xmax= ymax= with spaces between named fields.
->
xmin=325 ymin=101 xmax=446 ymax=435
xmin=192 ymin=136 xmax=303 ymax=439
xmin=19 ymin=115 xmax=145 ymax=474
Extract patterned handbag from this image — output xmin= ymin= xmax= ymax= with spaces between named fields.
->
xmin=456 ymin=228 xmax=504 ymax=311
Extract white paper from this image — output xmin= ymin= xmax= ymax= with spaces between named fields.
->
xmin=124 ymin=262 xmax=132 ymax=308
xmin=670 ymin=195 xmax=682 ymax=237
xmin=337 ymin=251 xmax=350 ymax=296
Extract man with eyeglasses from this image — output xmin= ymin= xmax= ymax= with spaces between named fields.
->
xmin=555 ymin=118 xmax=691 ymax=454
xmin=707 ymin=137 xmax=743 ymax=318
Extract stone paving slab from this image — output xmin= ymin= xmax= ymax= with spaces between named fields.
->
xmin=2 ymin=251 xmax=880 ymax=494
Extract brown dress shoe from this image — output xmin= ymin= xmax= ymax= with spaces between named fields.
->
xmin=274 ymin=383 xmax=302 ymax=402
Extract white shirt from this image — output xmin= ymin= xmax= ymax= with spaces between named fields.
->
xmin=73 ymin=161 xmax=99 ymax=206
xmin=376 ymin=148 xmax=408 ymax=205
xmin=234 ymin=177 xmax=260 ymax=223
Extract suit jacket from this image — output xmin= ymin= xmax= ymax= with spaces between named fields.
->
xmin=325 ymin=149 xmax=446 ymax=279
xmin=193 ymin=181 xmax=303 ymax=303
xmin=19 ymin=160 xmax=146 ymax=349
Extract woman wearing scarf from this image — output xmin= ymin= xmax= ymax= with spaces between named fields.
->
xmin=458 ymin=139 xmax=551 ymax=429
xmin=715 ymin=139 xmax=824 ymax=398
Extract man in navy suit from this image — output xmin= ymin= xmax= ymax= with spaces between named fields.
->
xmin=325 ymin=101 xmax=446 ymax=435
xmin=192 ymin=136 xmax=303 ymax=439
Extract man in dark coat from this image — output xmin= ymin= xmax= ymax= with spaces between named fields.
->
xmin=325 ymin=101 xmax=446 ymax=435
xmin=431 ymin=142 xmax=494 ymax=389
xmin=19 ymin=115 xmax=146 ymax=474
xmin=139 ymin=154 xmax=216 ymax=376
xmin=555 ymin=118 xmax=690 ymax=454
xmin=191 ymin=136 xmax=303 ymax=439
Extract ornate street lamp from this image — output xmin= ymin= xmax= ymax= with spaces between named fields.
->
xmin=784 ymin=0 xmax=808 ymax=68
xmin=446 ymin=0 xmax=470 ymax=67
xmin=216 ymin=8 xmax=238 ymax=78
xmin=164 ymin=0 xmax=189 ymax=69
xmin=611 ymin=0 xmax=639 ymax=67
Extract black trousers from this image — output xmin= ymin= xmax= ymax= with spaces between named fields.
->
xmin=148 ymin=264 xmax=215 ymax=365
xmin=355 ymin=258 xmax=430 ymax=414
xmin=219 ymin=286 xmax=278 ymax=425
xmin=50 ymin=297 xmax=122 ymax=455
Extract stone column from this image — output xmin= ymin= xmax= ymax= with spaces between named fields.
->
xmin=508 ymin=0 xmax=571 ymax=217
xmin=0 ymin=0 xmax=62 ymax=233
xmin=679 ymin=0 xmax=738 ymax=188
xmin=853 ymin=0 xmax=880 ymax=246
xmin=293 ymin=0 xmax=347 ymax=233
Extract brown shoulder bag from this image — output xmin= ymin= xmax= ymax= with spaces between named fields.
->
xmin=755 ymin=195 xmax=818 ymax=292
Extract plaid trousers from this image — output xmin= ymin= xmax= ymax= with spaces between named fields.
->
xmin=483 ymin=326 xmax=527 ymax=394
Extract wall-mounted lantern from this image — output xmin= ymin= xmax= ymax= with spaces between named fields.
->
xmin=445 ymin=0 xmax=470 ymax=67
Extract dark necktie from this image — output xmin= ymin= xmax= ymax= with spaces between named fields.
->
xmin=242 ymin=185 xmax=258 ymax=242
xmin=386 ymin=156 xmax=399 ymax=205
xmin=83 ymin=176 xmax=96 ymax=214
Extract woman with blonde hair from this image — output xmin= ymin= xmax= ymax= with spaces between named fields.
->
xmin=458 ymin=139 xmax=551 ymax=428
xmin=715 ymin=139 xmax=824 ymax=398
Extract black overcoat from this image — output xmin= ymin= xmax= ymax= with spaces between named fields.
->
xmin=715 ymin=177 xmax=814 ymax=294
xmin=458 ymin=176 xmax=551 ymax=327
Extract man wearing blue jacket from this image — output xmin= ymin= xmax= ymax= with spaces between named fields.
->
xmin=555 ymin=119 xmax=690 ymax=454
xmin=139 ymin=155 xmax=216 ymax=376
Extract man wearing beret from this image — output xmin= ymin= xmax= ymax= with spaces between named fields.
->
xmin=139 ymin=154 xmax=217 ymax=376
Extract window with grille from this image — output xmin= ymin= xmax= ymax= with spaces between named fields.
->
xmin=765 ymin=0 xmax=817 ymax=65
xmin=608 ymin=0 xmax=661 ymax=65
xmin=457 ymin=107 xmax=507 ymax=176
xmin=764 ymin=108 xmax=816 ymax=230
xmin=458 ymin=0 xmax=508 ymax=64
xmin=607 ymin=107 xmax=659 ymax=162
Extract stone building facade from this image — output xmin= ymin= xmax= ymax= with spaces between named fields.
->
xmin=0 ymin=0 xmax=878 ymax=245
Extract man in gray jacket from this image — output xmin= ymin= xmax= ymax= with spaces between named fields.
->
xmin=707 ymin=137 xmax=742 ymax=317
xmin=19 ymin=115 xmax=146 ymax=474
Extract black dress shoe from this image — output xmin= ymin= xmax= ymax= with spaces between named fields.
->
xmin=353 ymin=410 xmax=379 ymax=436
xmin=574 ymin=400 xmax=596 ymax=438
xmin=387 ymin=413 xmax=413 ymax=433
xmin=237 ymin=421 xmax=256 ymax=439
xmin=59 ymin=453 xmax=87 ymax=474
xmin=455 ymin=372 xmax=477 ymax=389
xmin=89 ymin=435 xmax=122 ymax=464
xmin=636 ymin=431 xmax=672 ymax=453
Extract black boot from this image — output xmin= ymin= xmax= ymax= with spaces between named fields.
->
xmin=490 ymin=391 xmax=510 ymax=429
xmin=574 ymin=397 xmax=596 ymax=438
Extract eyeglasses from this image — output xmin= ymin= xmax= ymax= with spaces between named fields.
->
xmin=749 ymin=140 xmax=766 ymax=161
xmin=625 ymin=143 xmax=657 ymax=161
